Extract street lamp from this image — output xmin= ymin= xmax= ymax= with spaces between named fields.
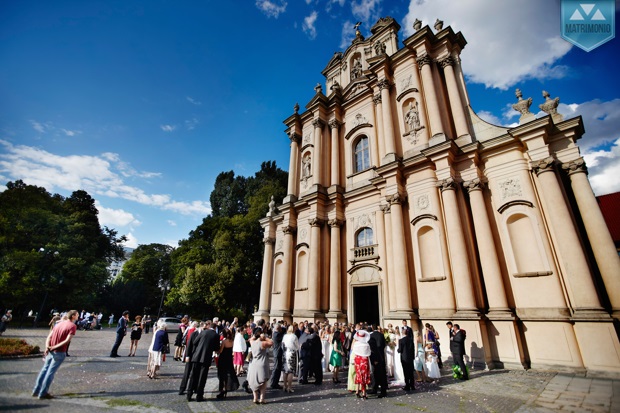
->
xmin=156 ymin=280 xmax=170 ymax=321
xmin=36 ymin=248 xmax=59 ymax=325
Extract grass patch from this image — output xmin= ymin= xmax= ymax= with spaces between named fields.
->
xmin=0 ymin=338 xmax=40 ymax=356
xmin=394 ymin=402 xmax=409 ymax=406
xmin=106 ymin=399 xmax=152 ymax=408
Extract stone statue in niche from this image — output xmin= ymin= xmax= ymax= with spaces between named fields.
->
xmin=302 ymin=155 xmax=312 ymax=178
xmin=404 ymin=101 xmax=424 ymax=144
xmin=373 ymin=40 xmax=386 ymax=56
xmin=351 ymin=57 xmax=362 ymax=80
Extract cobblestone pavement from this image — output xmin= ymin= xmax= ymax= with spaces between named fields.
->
xmin=0 ymin=328 xmax=618 ymax=413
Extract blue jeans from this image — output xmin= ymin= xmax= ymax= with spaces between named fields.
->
xmin=33 ymin=351 xmax=66 ymax=397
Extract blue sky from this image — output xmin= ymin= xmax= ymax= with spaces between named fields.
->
xmin=1 ymin=0 xmax=619 ymax=248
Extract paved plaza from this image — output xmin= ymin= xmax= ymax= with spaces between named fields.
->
xmin=0 ymin=328 xmax=618 ymax=413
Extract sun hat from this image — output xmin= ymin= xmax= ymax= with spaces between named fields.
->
xmin=354 ymin=330 xmax=370 ymax=343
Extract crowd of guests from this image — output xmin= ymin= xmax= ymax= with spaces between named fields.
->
xmin=30 ymin=309 xmax=469 ymax=402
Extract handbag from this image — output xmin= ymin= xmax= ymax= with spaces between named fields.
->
xmin=163 ymin=343 xmax=170 ymax=354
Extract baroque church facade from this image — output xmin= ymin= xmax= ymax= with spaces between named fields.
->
xmin=255 ymin=17 xmax=620 ymax=374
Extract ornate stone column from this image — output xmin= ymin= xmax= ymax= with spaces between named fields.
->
xmin=417 ymin=55 xmax=444 ymax=140
xmin=532 ymin=158 xmax=604 ymax=314
xmin=562 ymin=158 xmax=620 ymax=317
xmin=373 ymin=93 xmax=385 ymax=161
xmin=329 ymin=120 xmax=342 ymax=187
xmin=379 ymin=79 xmax=396 ymax=160
xmin=463 ymin=179 xmax=510 ymax=313
xmin=327 ymin=219 xmax=344 ymax=318
xmin=257 ymin=237 xmax=275 ymax=315
xmin=308 ymin=218 xmax=324 ymax=313
xmin=287 ymin=132 xmax=301 ymax=196
xmin=387 ymin=194 xmax=413 ymax=313
xmin=312 ymin=119 xmax=325 ymax=186
xmin=438 ymin=178 xmax=478 ymax=313
xmin=278 ymin=225 xmax=296 ymax=315
xmin=438 ymin=56 xmax=469 ymax=139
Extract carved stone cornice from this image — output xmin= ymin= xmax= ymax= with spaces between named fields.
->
xmin=288 ymin=131 xmax=301 ymax=144
xmin=263 ymin=237 xmax=276 ymax=245
xmin=531 ymin=157 xmax=556 ymax=176
xmin=416 ymin=55 xmax=432 ymax=69
xmin=463 ymin=178 xmax=485 ymax=193
xmin=562 ymin=158 xmax=588 ymax=176
xmin=328 ymin=218 xmax=344 ymax=228
xmin=312 ymin=118 xmax=325 ymax=129
xmin=373 ymin=93 xmax=382 ymax=105
xmin=328 ymin=119 xmax=342 ymax=130
xmin=282 ymin=225 xmax=297 ymax=235
xmin=437 ymin=177 xmax=457 ymax=192
xmin=308 ymin=218 xmax=325 ymax=227
xmin=378 ymin=79 xmax=392 ymax=91
xmin=437 ymin=56 xmax=454 ymax=68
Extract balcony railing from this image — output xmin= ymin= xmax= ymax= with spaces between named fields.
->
xmin=350 ymin=244 xmax=379 ymax=264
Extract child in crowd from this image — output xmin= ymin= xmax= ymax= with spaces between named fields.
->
xmin=425 ymin=343 xmax=441 ymax=382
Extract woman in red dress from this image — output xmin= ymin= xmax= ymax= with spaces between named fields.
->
xmin=352 ymin=330 xmax=371 ymax=399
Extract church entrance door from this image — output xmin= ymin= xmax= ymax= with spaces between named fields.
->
xmin=353 ymin=285 xmax=380 ymax=326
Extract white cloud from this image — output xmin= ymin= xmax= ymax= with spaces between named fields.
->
xmin=30 ymin=120 xmax=48 ymax=133
xmin=0 ymin=141 xmax=211 ymax=216
xmin=403 ymin=0 xmax=572 ymax=90
xmin=124 ymin=232 xmax=139 ymax=248
xmin=339 ymin=20 xmax=356 ymax=49
xmin=160 ymin=125 xmax=176 ymax=132
xmin=185 ymin=118 xmax=199 ymax=130
xmin=256 ymin=0 xmax=287 ymax=18
xmin=303 ymin=11 xmax=319 ymax=39
xmin=554 ymin=99 xmax=620 ymax=151
xmin=186 ymin=96 xmax=202 ymax=105
xmin=583 ymin=138 xmax=620 ymax=196
xmin=61 ymin=128 xmax=81 ymax=137
xmin=167 ymin=220 xmax=177 ymax=227
xmin=351 ymin=0 xmax=383 ymax=24
xmin=96 ymin=202 xmax=141 ymax=227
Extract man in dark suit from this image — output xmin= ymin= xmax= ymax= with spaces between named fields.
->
xmin=309 ymin=327 xmax=323 ymax=385
xmin=449 ymin=323 xmax=468 ymax=380
xmin=269 ymin=323 xmax=284 ymax=389
xmin=398 ymin=327 xmax=416 ymax=391
xmin=369 ymin=325 xmax=388 ymax=397
xmin=109 ymin=310 xmax=129 ymax=357
xmin=187 ymin=320 xmax=220 ymax=401
xmin=298 ymin=326 xmax=311 ymax=384
xmin=179 ymin=321 xmax=203 ymax=395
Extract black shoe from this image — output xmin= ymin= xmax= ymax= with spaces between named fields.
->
xmin=271 ymin=384 xmax=283 ymax=390
xmin=186 ymin=392 xmax=193 ymax=401
xmin=110 ymin=354 xmax=119 ymax=358
xmin=178 ymin=391 xmax=185 ymax=395
xmin=403 ymin=386 xmax=411 ymax=391
xmin=195 ymin=397 xmax=204 ymax=402
xmin=65 ymin=354 xmax=70 ymax=357
xmin=216 ymin=392 xmax=227 ymax=399
xmin=378 ymin=393 xmax=387 ymax=398
xmin=38 ymin=393 xmax=54 ymax=400
xmin=299 ymin=380 xmax=309 ymax=384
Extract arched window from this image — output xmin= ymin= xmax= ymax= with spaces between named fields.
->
xmin=354 ymin=136 xmax=370 ymax=172
xmin=356 ymin=227 xmax=373 ymax=247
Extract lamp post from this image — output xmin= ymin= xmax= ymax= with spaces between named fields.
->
xmin=156 ymin=280 xmax=170 ymax=321
xmin=36 ymin=248 xmax=59 ymax=325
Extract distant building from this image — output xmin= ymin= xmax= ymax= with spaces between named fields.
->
xmin=596 ymin=192 xmax=620 ymax=254
xmin=255 ymin=17 xmax=620 ymax=374
xmin=108 ymin=247 xmax=133 ymax=280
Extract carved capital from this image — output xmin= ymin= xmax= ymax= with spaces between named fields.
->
xmin=373 ymin=93 xmax=382 ymax=105
xmin=416 ymin=55 xmax=432 ymax=69
xmin=437 ymin=177 xmax=457 ymax=192
xmin=531 ymin=157 xmax=556 ymax=176
xmin=308 ymin=218 xmax=324 ymax=227
xmin=282 ymin=225 xmax=297 ymax=235
xmin=378 ymin=79 xmax=391 ymax=91
xmin=328 ymin=218 xmax=344 ymax=228
xmin=387 ymin=192 xmax=405 ymax=205
xmin=263 ymin=237 xmax=276 ymax=245
xmin=562 ymin=158 xmax=588 ymax=176
xmin=381 ymin=203 xmax=391 ymax=214
xmin=463 ymin=178 xmax=485 ymax=193
xmin=437 ymin=56 xmax=454 ymax=68
xmin=288 ymin=131 xmax=301 ymax=144
xmin=328 ymin=119 xmax=342 ymax=130
xmin=312 ymin=118 xmax=325 ymax=129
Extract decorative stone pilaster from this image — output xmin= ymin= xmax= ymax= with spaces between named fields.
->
xmin=312 ymin=119 xmax=325 ymax=186
xmin=287 ymin=131 xmax=301 ymax=197
xmin=327 ymin=219 xmax=345 ymax=320
xmin=533 ymin=157 xmax=606 ymax=316
xmin=277 ymin=225 xmax=296 ymax=315
xmin=417 ymin=54 xmax=445 ymax=142
xmin=463 ymin=178 xmax=511 ymax=314
xmin=437 ymin=177 xmax=478 ymax=314
xmin=378 ymin=79 xmax=396 ymax=162
xmin=329 ymin=120 xmax=342 ymax=187
xmin=257 ymin=237 xmax=275 ymax=315
xmin=439 ymin=56 xmax=470 ymax=140
xmin=308 ymin=218 xmax=324 ymax=312
xmin=387 ymin=193 xmax=413 ymax=313
xmin=562 ymin=158 xmax=620 ymax=319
